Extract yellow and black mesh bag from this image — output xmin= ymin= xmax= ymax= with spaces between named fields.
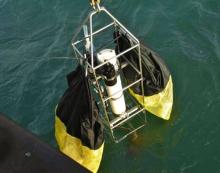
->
xmin=115 ymin=32 xmax=173 ymax=120
xmin=55 ymin=65 xmax=104 ymax=173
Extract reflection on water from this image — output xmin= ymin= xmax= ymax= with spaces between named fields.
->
xmin=126 ymin=118 xmax=167 ymax=156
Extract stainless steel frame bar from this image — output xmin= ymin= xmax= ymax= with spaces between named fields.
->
xmin=71 ymin=5 xmax=147 ymax=143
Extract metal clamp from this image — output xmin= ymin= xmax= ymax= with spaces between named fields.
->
xmin=90 ymin=0 xmax=101 ymax=11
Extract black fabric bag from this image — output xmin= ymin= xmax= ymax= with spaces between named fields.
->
xmin=55 ymin=65 xmax=104 ymax=173
xmin=115 ymin=32 xmax=170 ymax=96
xmin=56 ymin=65 xmax=104 ymax=149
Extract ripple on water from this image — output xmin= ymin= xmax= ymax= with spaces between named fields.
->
xmin=0 ymin=0 xmax=7 ymax=8
xmin=190 ymin=1 xmax=220 ymax=17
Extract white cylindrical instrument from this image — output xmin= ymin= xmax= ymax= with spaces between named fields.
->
xmin=97 ymin=49 xmax=126 ymax=115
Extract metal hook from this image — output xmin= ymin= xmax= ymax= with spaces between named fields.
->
xmin=90 ymin=0 xmax=101 ymax=12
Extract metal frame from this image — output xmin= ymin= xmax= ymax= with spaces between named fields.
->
xmin=71 ymin=6 xmax=147 ymax=143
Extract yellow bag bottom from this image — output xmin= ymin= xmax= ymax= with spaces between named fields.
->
xmin=55 ymin=116 xmax=104 ymax=173
xmin=129 ymin=76 xmax=173 ymax=120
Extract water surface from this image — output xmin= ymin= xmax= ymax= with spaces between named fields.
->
xmin=1 ymin=0 xmax=220 ymax=172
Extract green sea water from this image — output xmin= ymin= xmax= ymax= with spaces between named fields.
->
xmin=1 ymin=0 xmax=220 ymax=172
